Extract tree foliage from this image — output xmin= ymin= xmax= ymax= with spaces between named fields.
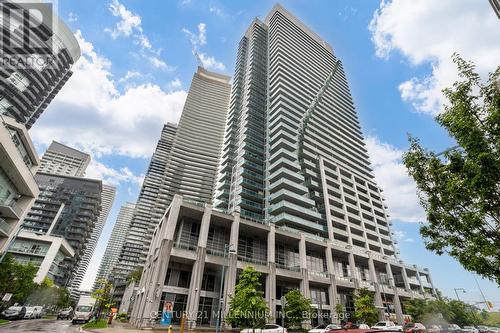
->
xmin=283 ymin=289 xmax=313 ymax=329
xmin=126 ymin=267 xmax=143 ymax=284
xmin=26 ymin=277 xmax=71 ymax=309
xmin=92 ymin=278 xmax=114 ymax=317
xmin=353 ymin=288 xmax=379 ymax=326
xmin=0 ymin=254 xmax=37 ymax=305
xmin=403 ymin=298 xmax=483 ymax=326
xmin=403 ymin=54 xmax=500 ymax=283
xmin=226 ymin=266 xmax=269 ymax=329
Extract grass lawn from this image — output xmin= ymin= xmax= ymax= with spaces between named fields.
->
xmin=0 ymin=319 xmax=9 ymax=325
xmin=483 ymin=312 xmax=500 ymax=326
xmin=82 ymin=319 xmax=107 ymax=330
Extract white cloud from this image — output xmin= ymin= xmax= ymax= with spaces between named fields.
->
xmin=183 ymin=22 xmax=207 ymax=47
xmin=209 ymin=5 xmax=224 ymax=17
xmin=198 ymin=52 xmax=225 ymax=70
xmin=168 ymin=78 xmax=182 ymax=90
xmin=106 ymin=0 xmax=141 ymax=39
xmin=67 ymin=12 xmax=78 ymax=23
xmin=369 ymin=0 xmax=500 ymax=115
xmin=393 ymin=230 xmax=415 ymax=243
xmin=365 ymin=136 xmax=425 ymax=223
xmin=86 ymin=160 xmax=144 ymax=187
xmin=105 ymin=0 xmax=173 ymax=70
xmin=31 ymin=30 xmax=187 ymax=158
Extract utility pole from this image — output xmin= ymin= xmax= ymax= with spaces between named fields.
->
xmin=453 ymin=288 xmax=466 ymax=301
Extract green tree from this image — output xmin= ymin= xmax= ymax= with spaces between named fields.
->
xmin=282 ymin=289 xmax=313 ymax=329
xmin=353 ymin=288 xmax=378 ymax=326
xmin=126 ymin=267 xmax=142 ymax=284
xmin=226 ymin=266 xmax=269 ymax=330
xmin=0 ymin=254 xmax=37 ymax=306
xmin=404 ymin=298 xmax=484 ymax=326
xmin=92 ymin=279 xmax=114 ymax=318
xmin=403 ymin=54 xmax=500 ymax=284
xmin=403 ymin=298 xmax=428 ymax=322
xmin=335 ymin=303 xmax=345 ymax=323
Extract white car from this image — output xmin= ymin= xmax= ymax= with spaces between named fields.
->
xmin=372 ymin=321 xmax=401 ymax=331
xmin=463 ymin=327 xmax=479 ymax=333
xmin=241 ymin=324 xmax=287 ymax=333
xmin=358 ymin=324 xmax=371 ymax=330
xmin=32 ymin=306 xmax=43 ymax=319
xmin=309 ymin=324 xmax=341 ymax=333
xmin=24 ymin=307 xmax=35 ymax=319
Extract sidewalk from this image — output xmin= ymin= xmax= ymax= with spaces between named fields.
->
xmin=83 ymin=321 xmax=221 ymax=333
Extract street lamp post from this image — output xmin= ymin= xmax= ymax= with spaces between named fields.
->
xmin=215 ymin=244 xmax=235 ymax=333
xmin=453 ymin=288 xmax=466 ymax=301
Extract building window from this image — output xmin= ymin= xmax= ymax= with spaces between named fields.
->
xmin=178 ymin=270 xmax=191 ymax=288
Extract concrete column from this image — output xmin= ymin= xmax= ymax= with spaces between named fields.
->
xmin=299 ymin=234 xmax=310 ymax=298
xmin=386 ymin=263 xmax=403 ymax=324
xmin=319 ymin=157 xmax=334 ymax=241
xmin=133 ymin=195 xmax=182 ymax=328
xmin=186 ymin=205 xmax=212 ymax=328
xmin=368 ymin=257 xmax=384 ymax=320
xmin=197 ymin=205 xmax=212 ymax=248
xmin=267 ymin=225 xmax=276 ymax=321
xmin=186 ymin=248 xmax=207 ymax=328
xmin=139 ymin=239 xmax=174 ymax=328
xmin=415 ymin=269 xmax=425 ymax=294
xmin=401 ymin=267 xmax=411 ymax=292
xmin=325 ymin=244 xmax=338 ymax=322
xmin=425 ymin=269 xmax=438 ymax=298
xmin=348 ymin=252 xmax=359 ymax=288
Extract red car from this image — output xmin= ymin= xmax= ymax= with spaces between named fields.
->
xmin=404 ymin=323 xmax=426 ymax=333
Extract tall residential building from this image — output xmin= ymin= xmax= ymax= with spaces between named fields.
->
xmin=490 ymin=0 xmax=500 ymax=18
xmin=22 ymin=173 xmax=101 ymax=286
xmin=0 ymin=0 xmax=81 ymax=128
xmin=39 ymin=141 xmax=91 ymax=177
xmin=94 ymin=202 xmax=136 ymax=290
xmin=71 ymin=184 xmax=116 ymax=293
xmin=0 ymin=116 xmax=39 ymax=253
xmin=112 ymin=68 xmax=231 ymax=283
xmin=112 ymin=123 xmax=177 ymax=282
xmin=131 ymin=5 xmax=437 ymax=329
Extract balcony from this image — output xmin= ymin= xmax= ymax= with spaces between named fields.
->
xmin=0 ymin=217 xmax=12 ymax=237
xmin=0 ymin=199 xmax=24 ymax=219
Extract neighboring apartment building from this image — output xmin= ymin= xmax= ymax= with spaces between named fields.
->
xmin=0 ymin=0 xmax=81 ymax=128
xmin=22 ymin=173 xmax=102 ymax=286
xmin=112 ymin=124 xmax=177 ymax=283
xmin=94 ymin=202 xmax=136 ymax=289
xmin=131 ymin=5 xmax=437 ymax=329
xmin=113 ymin=68 xmax=231 ymax=283
xmin=39 ymin=141 xmax=91 ymax=177
xmin=0 ymin=116 xmax=40 ymax=253
xmin=71 ymin=184 xmax=116 ymax=293
xmin=490 ymin=0 xmax=500 ymax=18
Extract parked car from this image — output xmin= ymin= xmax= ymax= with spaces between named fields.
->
xmin=24 ymin=307 xmax=35 ymax=319
xmin=33 ymin=306 xmax=43 ymax=319
xmin=372 ymin=321 xmax=401 ymax=331
xmin=310 ymin=324 xmax=341 ymax=333
xmin=463 ymin=327 xmax=479 ymax=333
xmin=476 ymin=326 xmax=489 ymax=333
xmin=486 ymin=328 xmax=499 ymax=333
xmin=241 ymin=324 xmax=287 ymax=333
xmin=404 ymin=323 xmax=426 ymax=333
xmin=57 ymin=307 xmax=73 ymax=320
xmin=358 ymin=324 xmax=371 ymax=330
xmin=446 ymin=324 xmax=463 ymax=333
xmin=0 ymin=306 xmax=26 ymax=320
xmin=428 ymin=325 xmax=443 ymax=333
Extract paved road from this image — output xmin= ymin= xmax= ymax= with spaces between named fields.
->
xmin=0 ymin=318 xmax=81 ymax=333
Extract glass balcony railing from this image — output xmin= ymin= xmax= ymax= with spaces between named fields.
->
xmin=0 ymin=218 xmax=12 ymax=236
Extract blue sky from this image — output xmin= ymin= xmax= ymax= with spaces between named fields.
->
xmin=30 ymin=0 xmax=499 ymax=308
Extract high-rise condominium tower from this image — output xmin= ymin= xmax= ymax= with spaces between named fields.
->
xmin=113 ymin=67 xmax=231 ymax=282
xmin=39 ymin=141 xmax=91 ymax=177
xmin=94 ymin=202 xmax=136 ymax=289
xmin=71 ymin=184 xmax=116 ymax=293
xmin=131 ymin=5 xmax=436 ymax=328
xmin=112 ymin=123 xmax=177 ymax=283
xmin=0 ymin=0 xmax=81 ymax=128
